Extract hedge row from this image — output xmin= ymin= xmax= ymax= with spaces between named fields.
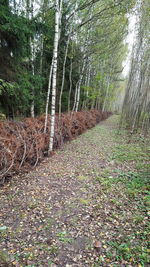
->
xmin=0 ymin=110 xmax=111 ymax=184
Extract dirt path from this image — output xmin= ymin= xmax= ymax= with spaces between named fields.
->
xmin=0 ymin=116 xmax=149 ymax=267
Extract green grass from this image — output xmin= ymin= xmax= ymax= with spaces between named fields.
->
xmin=56 ymin=231 xmax=73 ymax=243
xmin=115 ymin=170 xmax=150 ymax=200
xmin=94 ymin=123 xmax=150 ymax=266
xmin=96 ymin=176 xmax=114 ymax=190
xmin=106 ymin=240 xmax=149 ymax=265
xmin=110 ymin=143 xmax=147 ymax=162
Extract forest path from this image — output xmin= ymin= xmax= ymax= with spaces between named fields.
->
xmin=0 ymin=116 xmax=149 ymax=267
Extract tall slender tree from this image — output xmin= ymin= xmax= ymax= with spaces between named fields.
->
xmin=48 ymin=0 xmax=62 ymax=153
xmin=121 ymin=0 xmax=150 ymax=132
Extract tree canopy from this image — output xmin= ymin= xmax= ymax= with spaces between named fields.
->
xmin=0 ymin=0 xmax=149 ymax=133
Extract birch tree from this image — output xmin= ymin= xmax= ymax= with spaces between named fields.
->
xmin=68 ymin=56 xmax=73 ymax=112
xmin=26 ymin=0 xmax=35 ymax=117
xmin=58 ymin=0 xmax=78 ymax=119
xmin=48 ymin=0 xmax=62 ymax=153
xmin=75 ymin=59 xmax=86 ymax=111
xmin=121 ymin=0 xmax=150 ymax=132
xmin=73 ymin=7 xmax=93 ymax=112
xmin=0 ymin=0 xmax=137 ymax=118
xmin=44 ymin=57 xmax=54 ymax=133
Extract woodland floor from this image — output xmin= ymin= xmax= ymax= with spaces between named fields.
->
xmin=0 ymin=115 xmax=149 ymax=267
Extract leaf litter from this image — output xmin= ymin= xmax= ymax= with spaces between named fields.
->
xmin=0 ymin=115 xmax=149 ymax=266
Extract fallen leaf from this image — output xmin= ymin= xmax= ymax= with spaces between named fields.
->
xmin=0 ymin=226 xmax=7 ymax=230
xmin=94 ymin=240 xmax=102 ymax=248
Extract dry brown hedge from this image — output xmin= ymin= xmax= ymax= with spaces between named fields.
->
xmin=0 ymin=110 xmax=111 ymax=184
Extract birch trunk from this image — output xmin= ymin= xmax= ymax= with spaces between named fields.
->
xmin=68 ymin=58 xmax=73 ymax=112
xmin=30 ymin=99 xmax=35 ymax=117
xmin=72 ymin=80 xmax=79 ymax=112
xmin=40 ymin=35 xmax=44 ymax=75
xmin=72 ymin=64 xmax=81 ymax=113
xmin=13 ymin=0 xmax=17 ymax=12
xmin=102 ymin=78 xmax=110 ymax=112
xmin=30 ymin=38 xmax=35 ymax=118
xmin=75 ymin=59 xmax=86 ymax=112
xmin=58 ymin=35 xmax=70 ymax=120
xmin=44 ymin=57 xmax=54 ymax=133
xmin=91 ymin=98 xmax=95 ymax=109
xmin=74 ymin=7 xmax=93 ymax=112
xmin=84 ymin=63 xmax=91 ymax=109
xmin=48 ymin=0 xmax=60 ymax=154
xmin=81 ymin=72 xmax=88 ymax=110
xmin=40 ymin=0 xmax=47 ymax=75
xmin=59 ymin=0 xmax=78 ymax=118
xmin=26 ymin=0 xmax=35 ymax=117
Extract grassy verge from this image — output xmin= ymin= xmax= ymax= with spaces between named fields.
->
xmin=95 ymin=119 xmax=150 ymax=266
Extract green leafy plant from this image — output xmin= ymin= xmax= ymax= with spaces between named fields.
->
xmin=56 ymin=231 xmax=73 ymax=243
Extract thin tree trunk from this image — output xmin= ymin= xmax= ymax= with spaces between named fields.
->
xmin=68 ymin=58 xmax=73 ymax=112
xmin=30 ymin=99 xmax=35 ymax=117
xmin=75 ymin=59 xmax=86 ymax=112
xmin=13 ymin=0 xmax=17 ymax=12
xmin=26 ymin=0 xmax=35 ymax=117
xmin=74 ymin=7 xmax=93 ymax=112
xmin=81 ymin=68 xmax=88 ymax=109
xmin=44 ymin=57 xmax=54 ymax=133
xmin=58 ymin=35 xmax=70 ymax=120
xmin=72 ymin=62 xmax=81 ymax=113
xmin=72 ymin=80 xmax=79 ymax=112
xmin=91 ymin=99 xmax=94 ymax=110
xmin=30 ymin=36 xmax=35 ymax=118
xmin=84 ymin=63 xmax=91 ymax=109
xmin=40 ymin=35 xmax=44 ymax=75
xmin=48 ymin=0 xmax=60 ymax=154
xmin=59 ymin=0 xmax=78 ymax=118
xmin=40 ymin=0 xmax=47 ymax=75
xmin=102 ymin=78 xmax=110 ymax=112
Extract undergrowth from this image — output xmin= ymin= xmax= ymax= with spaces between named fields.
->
xmin=95 ymin=118 xmax=150 ymax=266
xmin=0 ymin=110 xmax=111 ymax=184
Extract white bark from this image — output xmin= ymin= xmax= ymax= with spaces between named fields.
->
xmin=44 ymin=57 xmax=54 ymax=133
xmin=102 ymin=78 xmax=110 ymax=112
xmin=74 ymin=7 xmax=93 ymax=112
xmin=91 ymin=98 xmax=95 ymax=109
xmin=30 ymin=34 xmax=35 ymax=118
xmin=40 ymin=0 xmax=47 ymax=75
xmin=59 ymin=0 xmax=63 ymax=39
xmin=59 ymin=35 xmax=70 ymax=120
xmin=87 ymin=64 xmax=91 ymax=88
xmin=48 ymin=0 xmax=61 ymax=153
xmin=81 ymin=69 xmax=88 ymax=109
xmin=26 ymin=0 xmax=35 ymax=117
xmin=40 ymin=35 xmax=44 ymax=75
xmin=84 ymin=63 xmax=91 ymax=109
xmin=72 ymin=64 xmax=81 ymax=112
xmin=72 ymin=80 xmax=80 ymax=112
xmin=75 ymin=59 xmax=86 ymax=112
xmin=68 ymin=57 xmax=73 ymax=112
xmin=59 ymin=0 xmax=78 ymax=118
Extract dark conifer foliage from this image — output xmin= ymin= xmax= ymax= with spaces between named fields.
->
xmin=0 ymin=0 xmax=134 ymax=118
